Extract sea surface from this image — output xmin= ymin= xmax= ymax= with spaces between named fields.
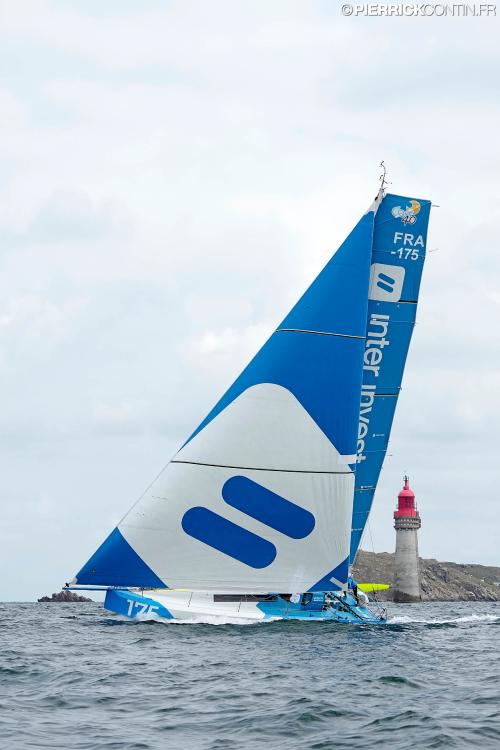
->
xmin=1 ymin=601 xmax=499 ymax=750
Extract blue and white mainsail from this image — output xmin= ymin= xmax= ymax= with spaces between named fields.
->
xmin=350 ymin=193 xmax=431 ymax=562
xmin=74 ymin=205 xmax=377 ymax=593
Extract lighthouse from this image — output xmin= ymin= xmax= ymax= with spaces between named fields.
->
xmin=393 ymin=476 xmax=421 ymax=602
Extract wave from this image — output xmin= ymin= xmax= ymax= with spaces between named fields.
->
xmin=109 ymin=611 xmax=262 ymax=626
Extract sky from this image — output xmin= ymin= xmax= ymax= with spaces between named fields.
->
xmin=1 ymin=0 xmax=499 ymax=601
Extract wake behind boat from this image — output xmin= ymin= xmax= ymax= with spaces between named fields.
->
xmin=66 ymin=180 xmax=431 ymax=624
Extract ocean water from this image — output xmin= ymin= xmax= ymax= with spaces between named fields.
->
xmin=1 ymin=601 xmax=499 ymax=750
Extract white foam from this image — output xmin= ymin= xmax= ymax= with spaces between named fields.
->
xmin=167 ymin=616 xmax=262 ymax=625
xmin=388 ymin=613 xmax=499 ymax=625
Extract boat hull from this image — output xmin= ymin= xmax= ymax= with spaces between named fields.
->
xmin=104 ymin=589 xmax=386 ymax=624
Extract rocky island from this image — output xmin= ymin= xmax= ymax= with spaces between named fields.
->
xmin=353 ymin=550 xmax=500 ymax=601
xmin=38 ymin=590 xmax=93 ymax=603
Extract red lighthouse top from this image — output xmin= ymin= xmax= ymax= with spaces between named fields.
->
xmin=394 ymin=475 xmax=418 ymax=518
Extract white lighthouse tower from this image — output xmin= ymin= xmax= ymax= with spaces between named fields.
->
xmin=393 ymin=476 xmax=421 ymax=603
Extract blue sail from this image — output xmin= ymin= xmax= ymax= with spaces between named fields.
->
xmin=350 ymin=193 xmax=431 ymax=561
xmin=75 ymin=208 xmax=375 ymax=593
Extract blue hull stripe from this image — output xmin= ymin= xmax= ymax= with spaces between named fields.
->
xmin=104 ymin=589 xmax=173 ymax=620
xmin=222 ymin=476 xmax=315 ymax=539
xmin=182 ymin=507 xmax=277 ymax=568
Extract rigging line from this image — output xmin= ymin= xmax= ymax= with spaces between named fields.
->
xmin=114 ymin=454 xmax=179 ymax=526
xmin=367 ymin=518 xmax=376 ymax=556
xmin=366 ymin=517 xmax=381 ymax=608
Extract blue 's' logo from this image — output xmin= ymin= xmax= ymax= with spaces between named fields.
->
xmin=181 ymin=476 xmax=315 ymax=568
xmin=376 ymin=272 xmax=396 ymax=294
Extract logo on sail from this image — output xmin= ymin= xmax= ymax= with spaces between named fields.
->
xmin=182 ymin=476 xmax=315 ymax=568
xmin=391 ymin=200 xmax=421 ymax=225
xmin=369 ymin=263 xmax=405 ymax=302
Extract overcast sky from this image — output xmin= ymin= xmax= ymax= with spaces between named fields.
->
xmin=1 ymin=1 xmax=499 ymax=601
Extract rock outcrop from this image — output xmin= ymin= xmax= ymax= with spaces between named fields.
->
xmin=352 ymin=550 xmax=500 ymax=602
xmin=38 ymin=590 xmax=93 ymax=603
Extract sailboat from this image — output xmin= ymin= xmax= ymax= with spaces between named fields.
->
xmin=66 ymin=182 xmax=431 ymax=623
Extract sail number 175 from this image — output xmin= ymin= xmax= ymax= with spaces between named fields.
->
xmin=393 ymin=247 xmax=419 ymax=260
